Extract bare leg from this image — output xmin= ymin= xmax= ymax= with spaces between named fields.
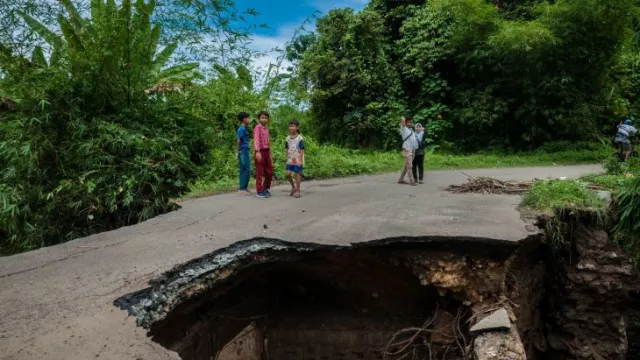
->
xmin=295 ymin=173 xmax=301 ymax=198
xmin=625 ymin=151 xmax=632 ymax=162
xmin=286 ymin=171 xmax=295 ymax=195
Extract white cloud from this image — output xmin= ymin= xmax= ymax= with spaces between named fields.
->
xmin=244 ymin=0 xmax=367 ymax=85
xmin=246 ymin=0 xmax=368 ymax=72
xmin=247 ymin=23 xmax=301 ymax=75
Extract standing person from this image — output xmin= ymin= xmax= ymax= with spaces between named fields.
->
xmin=285 ymin=120 xmax=305 ymax=198
xmin=236 ymin=112 xmax=252 ymax=195
xmin=254 ymin=111 xmax=274 ymax=198
xmin=412 ymin=123 xmax=426 ymax=184
xmin=615 ymin=118 xmax=638 ymax=163
xmin=398 ymin=116 xmax=418 ymax=186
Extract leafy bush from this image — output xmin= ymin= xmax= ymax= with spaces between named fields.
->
xmin=0 ymin=0 xmax=212 ymax=254
xmin=615 ymin=176 xmax=640 ymax=234
xmin=613 ymin=176 xmax=640 ymax=264
xmin=604 ymin=156 xmax=625 ymax=175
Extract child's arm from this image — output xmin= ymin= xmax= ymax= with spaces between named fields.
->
xmin=299 ymin=139 xmax=305 ymax=165
xmin=235 ymin=127 xmax=243 ymax=155
xmin=254 ymin=126 xmax=262 ymax=160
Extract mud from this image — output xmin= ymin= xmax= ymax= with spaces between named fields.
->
xmin=115 ymin=221 xmax=640 ymax=360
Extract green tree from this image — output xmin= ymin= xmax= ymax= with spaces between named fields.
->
xmin=297 ymin=0 xmax=636 ymax=150
xmin=0 ymin=0 xmax=213 ymax=254
xmin=300 ymin=8 xmax=402 ymax=148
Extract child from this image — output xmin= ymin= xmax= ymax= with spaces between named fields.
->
xmin=412 ymin=123 xmax=426 ymax=184
xmin=254 ymin=111 xmax=273 ymax=198
xmin=236 ymin=112 xmax=252 ymax=194
xmin=285 ymin=120 xmax=305 ymax=198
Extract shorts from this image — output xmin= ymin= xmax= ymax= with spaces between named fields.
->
xmin=286 ymin=164 xmax=303 ymax=173
xmin=616 ymin=137 xmax=632 ymax=151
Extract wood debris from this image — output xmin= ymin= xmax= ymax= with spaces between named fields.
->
xmin=446 ymin=175 xmax=533 ymax=195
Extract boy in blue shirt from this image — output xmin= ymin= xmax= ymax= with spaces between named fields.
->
xmin=236 ymin=112 xmax=252 ymax=194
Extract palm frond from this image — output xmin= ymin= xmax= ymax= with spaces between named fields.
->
xmin=152 ymin=43 xmax=177 ymax=71
xmin=31 ymin=46 xmax=48 ymax=67
xmin=58 ymin=15 xmax=84 ymax=51
xmin=18 ymin=11 xmax=64 ymax=49
xmin=58 ymin=0 xmax=84 ymax=32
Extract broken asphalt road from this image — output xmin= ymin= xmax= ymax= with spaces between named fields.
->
xmin=0 ymin=164 xmax=601 ymax=360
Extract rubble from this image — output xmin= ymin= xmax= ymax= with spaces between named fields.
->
xmin=470 ymin=308 xmax=512 ymax=334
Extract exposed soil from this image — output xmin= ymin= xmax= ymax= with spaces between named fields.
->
xmin=115 ymin=218 xmax=640 ymax=360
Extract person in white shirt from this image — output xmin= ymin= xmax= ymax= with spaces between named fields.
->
xmin=398 ymin=116 xmax=418 ymax=186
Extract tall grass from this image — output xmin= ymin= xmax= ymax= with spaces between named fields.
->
xmin=521 ymin=179 xmax=605 ymax=214
xmin=184 ymin=142 xmax=607 ymax=199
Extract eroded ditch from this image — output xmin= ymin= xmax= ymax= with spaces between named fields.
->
xmin=115 ymin=215 xmax=640 ymax=360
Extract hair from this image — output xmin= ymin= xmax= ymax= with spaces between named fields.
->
xmin=289 ymin=119 xmax=300 ymax=127
xmin=405 ymin=116 xmax=413 ymax=122
xmin=237 ymin=112 xmax=250 ymax=122
xmin=257 ymin=111 xmax=270 ymax=119
xmin=620 ymin=116 xmax=628 ymax=123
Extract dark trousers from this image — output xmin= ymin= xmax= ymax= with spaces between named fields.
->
xmin=238 ymin=148 xmax=251 ymax=190
xmin=412 ymin=154 xmax=425 ymax=181
xmin=255 ymin=149 xmax=273 ymax=193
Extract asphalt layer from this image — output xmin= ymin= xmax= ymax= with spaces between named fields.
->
xmin=0 ymin=164 xmax=602 ymax=360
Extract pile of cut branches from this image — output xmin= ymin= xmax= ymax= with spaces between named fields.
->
xmin=446 ymin=175 xmax=533 ymax=195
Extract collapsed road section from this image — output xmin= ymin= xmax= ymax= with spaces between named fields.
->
xmin=115 ymin=216 xmax=640 ymax=360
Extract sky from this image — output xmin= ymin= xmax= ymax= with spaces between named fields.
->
xmin=233 ymin=0 xmax=368 ymax=70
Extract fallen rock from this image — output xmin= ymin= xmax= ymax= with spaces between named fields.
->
xmin=470 ymin=308 xmax=511 ymax=334
xmin=474 ymin=331 xmax=526 ymax=360
xmin=595 ymin=190 xmax=612 ymax=207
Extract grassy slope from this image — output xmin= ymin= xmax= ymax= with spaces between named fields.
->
xmin=521 ymin=179 xmax=606 ymax=214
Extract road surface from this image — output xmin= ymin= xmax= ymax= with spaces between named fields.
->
xmin=0 ymin=164 xmax=602 ymax=360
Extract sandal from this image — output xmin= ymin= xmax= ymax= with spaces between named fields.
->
xmin=398 ymin=180 xmax=408 ymax=184
xmin=290 ymin=187 xmax=296 ymax=196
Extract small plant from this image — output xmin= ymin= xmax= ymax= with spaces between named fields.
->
xmin=582 ymin=174 xmax=631 ymax=191
xmin=604 ymin=155 xmax=624 ymax=175
xmin=614 ymin=176 xmax=640 ymax=235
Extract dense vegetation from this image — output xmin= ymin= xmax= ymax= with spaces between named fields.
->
xmin=1 ymin=0 xmax=639 ymax=254
xmin=294 ymin=0 xmax=639 ymax=150
xmin=523 ymin=156 xmax=640 ymax=263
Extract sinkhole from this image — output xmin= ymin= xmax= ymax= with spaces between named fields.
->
xmin=115 ymin=228 xmax=640 ymax=360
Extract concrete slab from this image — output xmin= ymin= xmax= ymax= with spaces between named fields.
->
xmin=0 ymin=164 xmax=602 ymax=360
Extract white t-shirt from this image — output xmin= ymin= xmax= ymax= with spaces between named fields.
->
xmin=400 ymin=126 xmax=418 ymax=151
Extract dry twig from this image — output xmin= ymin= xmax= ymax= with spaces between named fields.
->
xmin=446 ymin=176 xmax=532 ymax=195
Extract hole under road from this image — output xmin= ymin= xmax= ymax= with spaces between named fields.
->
xmin=115 ymin=228 xmax=640 ymax=360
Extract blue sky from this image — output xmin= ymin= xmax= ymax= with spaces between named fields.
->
xmin=234 ymin=0 xmax=367 ymax=69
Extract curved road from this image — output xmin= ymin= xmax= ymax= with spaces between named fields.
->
xmin=0 ymin=164 xmax=601 ymax=360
